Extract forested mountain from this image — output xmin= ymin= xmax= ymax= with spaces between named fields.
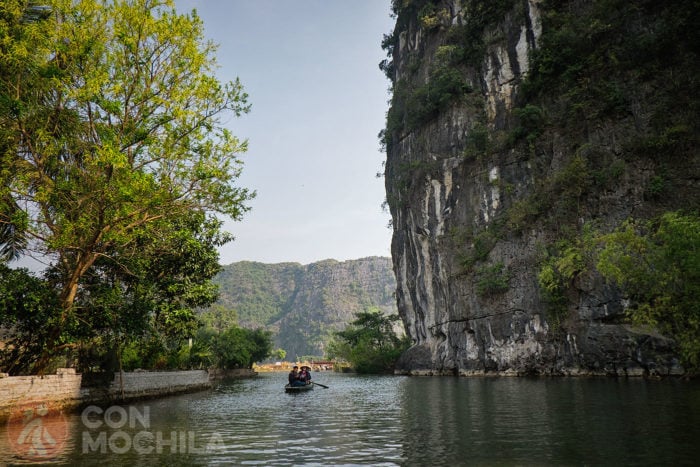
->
xmin=208 ymin=257 xmax=398 ymax=359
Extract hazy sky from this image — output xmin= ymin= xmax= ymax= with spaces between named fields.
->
xmin=175 ymin=0 xmax=396 ymax=265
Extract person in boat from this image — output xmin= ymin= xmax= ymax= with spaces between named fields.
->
xmin=288 ymin=366 xmax=306 ymax=387
xmin=298 ymin=366 xmax=312 ymax=385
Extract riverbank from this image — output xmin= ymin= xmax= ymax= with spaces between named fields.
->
xmin=0 ymin=367 xmax=256 ymax=422
xmin=253 ymin=360 xmax=349 ymax=373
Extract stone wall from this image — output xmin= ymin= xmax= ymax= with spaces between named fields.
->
xmin=0 ymin=368 xmax=82 ymax=421
xmin=208 ymin=368 xmax=257 ymax=380
xmin=95 ymin=370 xmax=211 ymax=402
xmin=0 ymin=368 xmax=256 ymax=422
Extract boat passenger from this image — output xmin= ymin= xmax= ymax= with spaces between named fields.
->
xmin=299 ymin=366 xmax=312 ymax=384
xmin=288 ymin=366 xmax=306 ymax=387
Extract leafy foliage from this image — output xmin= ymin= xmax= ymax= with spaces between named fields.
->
xmin=198 ymin=304 xmax=239 ymax=334
xmin=523 ymin=0 xmax=700 ymax=138
xmin=0 ymin=265 xmax=60 ymax=374
xmin=535 ymin=212 xmax=700 ymax=369
xmin=327 ymin=309 xmax=409 ymax=374
xmin=475 ymin=262 xmax=510 ymax=297
xmin=0 ymin=0 xmax=253 ymax=372
xmin=510 ymin=105 xmax=546 ymax=146
xmin=384 ymin=64 xmax=472 ymax=147
xmin=205 ymin=326 xmax=272 ymax=370
xmin=114 ymin=320 xmax=273 ymax=371
xmin=506 ymin=155 xmax=592 ymax=234
xmin=597 ymin=212 xmax=700 ymax=368
xmin=537 ymin=225 xmax=598 ymax=331
xmin=0 ymin=211 xmax=231 ymax=374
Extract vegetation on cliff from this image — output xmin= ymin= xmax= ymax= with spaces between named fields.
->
xmin=538 ymin=212 xmax=700 ymax=369
xmin=381 ymin=0 xmax=699 ymax=371
xmin=598 ymin=213 xmax=700 ymax=368
xmin=519 ymin=0 xmax=700 ymax=369
xmin=207 ymin=258 xmax=398 ymax=360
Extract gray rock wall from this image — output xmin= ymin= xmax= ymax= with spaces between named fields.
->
xmin=384 ymin=0 xmax=687 ymax=376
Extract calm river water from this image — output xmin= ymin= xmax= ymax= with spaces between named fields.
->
xmin=2 ymin=372 xmax=700 ymax=466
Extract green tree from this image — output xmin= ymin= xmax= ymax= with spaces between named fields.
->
xmin=198 ymin=304 xmax=239 ymax=334
xmin=271 ymin=348 xmax=286 ymax=361
xmin=597 ymin=212 xmax=700 ymax=369
xmin=0 ymin=0 xmax=252 ymax=372
xmin=211 ymin=326 xmax=272 ymax=369
xmin=0 ymin=265 xmax=60 ymax=374
xmin=75 ymin=211 xmax=229 ymax=372
xmin=0 ymin=1 xmax=52 ymax=260
xmin=328 ymin=309 xmax=409 ymax=374
xmin=1 ymin=211 xmax=228 ymax=374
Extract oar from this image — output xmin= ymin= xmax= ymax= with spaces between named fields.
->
xmin=311 ymin=381 xmax=329 ymax=389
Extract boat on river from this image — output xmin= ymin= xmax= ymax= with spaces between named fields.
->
xmin=285 ymin=383 xmax=314 ymax=393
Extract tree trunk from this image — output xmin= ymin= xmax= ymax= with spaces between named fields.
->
xmin=34 ymin=253 xmax=98 ymax=374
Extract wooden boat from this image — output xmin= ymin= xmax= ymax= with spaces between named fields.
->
xmin=285 ymin=383 xmax=314 ymax=393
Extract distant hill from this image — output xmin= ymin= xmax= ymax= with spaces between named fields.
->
xmin=208 ymin=257 xmax=398 ymax=358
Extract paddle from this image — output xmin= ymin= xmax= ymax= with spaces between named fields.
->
xmin=311 ymin=381 xmax=329 ymax=389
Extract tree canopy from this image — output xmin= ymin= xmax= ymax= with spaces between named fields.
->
xmin=0 ymin=0 xmax=253 ymax=373
xmin=328 ymin=309 xmax=409 ymax=374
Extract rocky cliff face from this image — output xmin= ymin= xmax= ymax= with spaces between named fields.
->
xmin=212 ymin=257 xmax=397 ymax=358
xmin=383 ymin=0 xmax=698 ymax=376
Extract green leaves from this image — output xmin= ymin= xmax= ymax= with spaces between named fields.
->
xmin=0 ymin=264 xmax=61 ymax=374
xmin=538 ymin=212 xmax=700 ymax=368
xmin=0 ymin=0 xmax=253 ymax=371
xmin=597 ymin=212 xmax=700 ymax=368
xmin=210 ymin=326 xmax=273 ymax=370
xmin=475 ymin=262 xmax=510 ymax=297
xmin=537 ymin=225 xmax=598 ymax=331
xmin=329 ymin=309 xmax=409 ymax=374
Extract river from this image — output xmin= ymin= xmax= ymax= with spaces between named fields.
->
xmin=2 ymin=372 xmax=699 ymax=466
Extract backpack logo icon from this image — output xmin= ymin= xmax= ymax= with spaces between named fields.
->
xmin=6 ymin=403 xmax=69 ymax=460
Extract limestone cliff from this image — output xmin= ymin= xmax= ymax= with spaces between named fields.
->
xmin=383 ymin=0 xmax=699 ymax=375
xmin=211 ymin=257 xmax=397 ymax=359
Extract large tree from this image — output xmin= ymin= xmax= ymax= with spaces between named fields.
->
xmin=0 ymin=0 xmax=253 ymax=372
xmin=328 ymin=309 xmax=409 ymax=374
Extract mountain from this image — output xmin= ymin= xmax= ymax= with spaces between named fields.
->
xmin=382 ymin=0 xmax=698 ymax=375
xmin=210 ymin=257 xmax=398 ymax=358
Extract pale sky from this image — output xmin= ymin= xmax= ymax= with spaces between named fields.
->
xmin=175 ymin=0 xmax=396 ymax=265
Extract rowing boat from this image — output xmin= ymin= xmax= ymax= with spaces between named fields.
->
xmin=285 ymin=383 xmax=314 ymax=393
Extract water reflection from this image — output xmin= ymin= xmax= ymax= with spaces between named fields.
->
xmin=398 ymin=376 xmax=700 ymax=465
xmin=1 ymin=373 xmax=699 ymax=465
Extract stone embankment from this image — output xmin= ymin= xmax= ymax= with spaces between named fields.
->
xmin=0 ymin=368 xmax=255 ymax=422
